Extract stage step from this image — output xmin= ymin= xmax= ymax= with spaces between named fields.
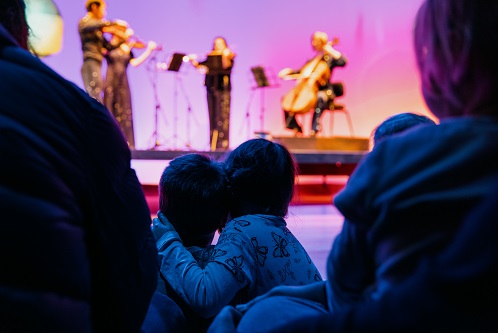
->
xmin=272 ymin=136 xmax=370 ymax=152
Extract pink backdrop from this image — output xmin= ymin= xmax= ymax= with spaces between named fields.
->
xmin=43 ymin=0 xmax=431 ymax=151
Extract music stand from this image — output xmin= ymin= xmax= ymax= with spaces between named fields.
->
xmin=168 ymin=52 xmax=185 ymax=72
xmin=145 ymin=52 xmax=169 ymax=150
xmin=205 ymin=55 xmax=222 ymax=73
xmin=245 ymin=66 xmax=278 ymax=136
xmin=167 ymin=53 xmax=196 ymax=150
xmin=251 ymin=66 xmax=270 ymax=88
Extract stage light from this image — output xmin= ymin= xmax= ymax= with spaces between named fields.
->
xmin=25 ymin=0 xmax=63 ymax=57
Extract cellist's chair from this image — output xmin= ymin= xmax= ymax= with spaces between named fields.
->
xmin=325 ymin=82 xmax=354 ymax=137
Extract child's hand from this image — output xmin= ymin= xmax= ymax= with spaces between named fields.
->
xmin=158 ymin=212 xmax=176 ymax=230
xmin=151 ymin=211 xmax=177 ymax=241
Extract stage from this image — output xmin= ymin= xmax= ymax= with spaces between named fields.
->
xmin=133 ymin=135 xmax=369 ymax=209
xmin=131 ymin=135 xmax=370 ymax=176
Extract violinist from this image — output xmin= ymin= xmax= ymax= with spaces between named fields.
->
xmin=103 ymin=20 xmax=158 ymax=149
xmin=78 ymin=0 xmax=116 ymax=102
xmin=189 ymin=37 xmax=236 ymax=151
xmin=279 ymin=31 xmax=347 ymax=136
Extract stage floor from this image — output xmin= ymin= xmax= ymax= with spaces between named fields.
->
xmin=133 ymin=136 xmax=368 ymax=206
xmin=132 ymin=135 xmax=370 ymax=176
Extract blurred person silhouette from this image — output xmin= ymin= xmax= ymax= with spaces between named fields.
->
xmin=78 ymin=0 xmax=116 ymax=102
xmin=189 ymin=37 xmax=236 ymax=150
xmin=209 ymin=174 xmax=498 ymax=333
xmin=207 ymin=0 xmax=498 ymax=331
xmin=103 ymin=19 xmax=158 ymax=149
xmin=0 ymin=1 xmax=157 ymax=331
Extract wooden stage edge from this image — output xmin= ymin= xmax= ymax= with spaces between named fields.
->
xmin=132 ymin=136 xmax=370 ymax=176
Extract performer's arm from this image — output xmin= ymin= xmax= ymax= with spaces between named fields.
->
xmin=221 ymin=48 xmax=236 ymax=69
xmin=79 ymin=19 xmax=115 ymax=33
xmin=323 ymin=43 xmax=343 ymax=60
xmin=188 ymin=55 xmax=209 ymax=74
xmin=278 ymin=67 xmax=300 ymax=78
xmin=130 ymin=41 xmax=157 ymax=67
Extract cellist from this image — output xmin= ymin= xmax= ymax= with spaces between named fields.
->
xmin=279 ymin=31 xmax=347 ymax=136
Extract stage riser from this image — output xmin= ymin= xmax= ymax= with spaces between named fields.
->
xmin=131 ymin=136 xmax=369 ymax=177
xmin=143 ymin=182 xmax=346 ymax=211
xmin=272 ymin=136 xmax=370 ymax=152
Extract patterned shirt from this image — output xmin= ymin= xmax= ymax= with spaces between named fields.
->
xmin=213 ymin=215 xmax=322 ymax=301
xmin=154 ymin=214 xmax=322 ymax=318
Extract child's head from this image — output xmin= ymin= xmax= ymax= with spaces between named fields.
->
xmin=159 ymin=153 xmax=228 ymax=247
xmin=223 ymin=138 xmax=297 ymax=218
xmin=372 ymin=112 xmax=436 ymax=147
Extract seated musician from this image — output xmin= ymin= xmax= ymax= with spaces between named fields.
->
xmin=279 ymin=31 xmax=347 ymax=136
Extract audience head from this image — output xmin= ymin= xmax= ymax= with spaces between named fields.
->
xmin=372 ymin=112 xmax=436 ymax=146
xmin=223 ymin=138 xmax=297 ymax=218
xmin=159 ymin=153 xmax=228 ymax=247
xmin=0 ymin=0 xmax=29 ymax=50
xmin=414 ymin=0 xmax=498 ymax=119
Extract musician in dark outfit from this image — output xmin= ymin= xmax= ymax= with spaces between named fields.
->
xmin=104 ymin=20 xmax=158 ymax=149
xmin=78 ymin=0 xmax=115 ymax=102
xmin=190 ymin=37 xmax=236 ymax=151
xmin=279 ymin=31 xmax=347 ymax=136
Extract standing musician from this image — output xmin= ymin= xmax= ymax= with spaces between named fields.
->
xmin=189 ymin=37 xmax=236 ymax=151
xmin=103 ymin=20 xmax=158 ymax=149
xmin=78 ymin=0 xmax=117 ymax=102
xmin=279 ymin=31 xmax=347 ymax=136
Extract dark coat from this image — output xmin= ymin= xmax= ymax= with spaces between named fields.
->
xmin=0 ymin=25 xmax=157 ymax=333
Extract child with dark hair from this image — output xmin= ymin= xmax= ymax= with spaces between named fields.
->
xmin=152 ymin=139 xmax=321 ymax=328
xmin=223 ymin=138 xmax=296 ymax=218
xmin=157 ymin=153 xmax=228 ymax=250
xmin=372 ymin=112 xmax=436 ymax=146
xmin=145 ymin=153 xmax=229 ymax=333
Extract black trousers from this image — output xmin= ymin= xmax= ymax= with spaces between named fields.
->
xmin=207 ymin=88 xmax=230 ymax=150
xmin=81 ymin=58 xmax=103 ymax=102
xmin=284 ymin=96 xmax=328 ymax=134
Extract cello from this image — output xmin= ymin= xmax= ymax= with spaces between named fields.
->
xmin=280 ymin=38 xmax=338 ymax=114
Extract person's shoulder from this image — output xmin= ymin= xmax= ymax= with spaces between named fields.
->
xmin=78 ymin=15 xmax=90 ymax=26
xmin=383 ymin=116 xmax=498 ymax=148
xmin=439 ymin=116 xmax=498 ymax=130
xmin=217 ymin=217 xmax=255 ymax=243
xmin=228 ymin=214 xmax=284 ymax=228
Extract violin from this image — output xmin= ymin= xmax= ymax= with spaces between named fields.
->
xmin=104 ymin=20 xmax=153 ymax=49
xmin=280 ymin=38 xmax=339 ymax=114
